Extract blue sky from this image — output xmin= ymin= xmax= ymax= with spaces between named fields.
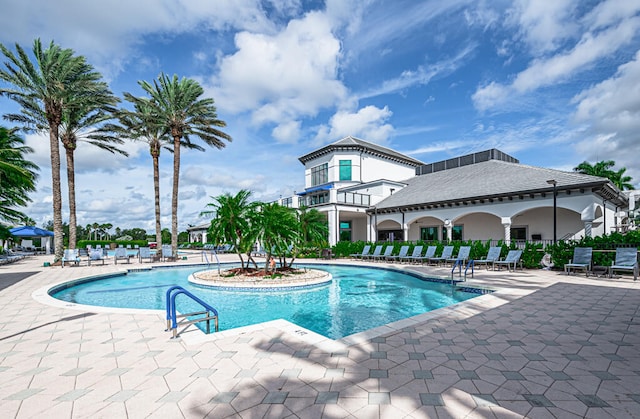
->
xmin=1 ymin=0 xmax=639 ymax=232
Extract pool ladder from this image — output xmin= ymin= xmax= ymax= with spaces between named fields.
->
xmin=165 ymin=286 xmax=219 ymax=338
xmin=451 ymin=259 xmax=474 ymax=281
xmin=201 ymin=249 xmax=221 ymax=275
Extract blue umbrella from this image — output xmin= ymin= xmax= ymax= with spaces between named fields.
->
xmin=9 ymin=226 xmax=54 ymax=237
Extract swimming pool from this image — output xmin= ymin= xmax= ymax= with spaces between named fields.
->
xmin=50 ymin=264 xmax=481 ymax=339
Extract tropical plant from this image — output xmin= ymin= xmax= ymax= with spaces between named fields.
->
xmin=203 ymin=189 xmax=260 ymax=270
xmin=297 ymin=207 xmax=328 ymax=248
xmin=59 ymin=86 xmax=124 ymax=249
xmin=574 ymin=160 xmax=634 ymax=190
xmin=0 ymin=39 xmax=113 ymax=261
xmin=130 ymin=73 xmax=231 ymax=259
xmin=0 ymin=126 xmax=38 ymax=223
xmin=257 ymin=202 xmax=299 ymax=270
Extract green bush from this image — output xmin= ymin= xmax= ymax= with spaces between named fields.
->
xmin=545 ymin=231 xmax=640 ymax=269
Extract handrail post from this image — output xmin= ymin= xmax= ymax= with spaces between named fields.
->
xmin=165 ymin=285 xmax=219 ymax=338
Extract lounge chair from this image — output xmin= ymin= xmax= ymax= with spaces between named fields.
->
xmin=428 ymin=245 xmax=454 ymax=266
xmin=475 ymin=246 xmax=502 ymax=270
xmin=114 ymin=247 xmax=132 ymax=264
xmin=362 ymin=245 xmax=383 ymax=261
xmin=403 ymin=245 xmax=424 ymax=264
xmin=417 ymin=246 xmax=437 ymax=264
xmin=139 ymin=247 xmax=153 ymax=263
xmin=350 ymin=245 xmax=372 ymax=260
xmin=564 ymin=247 xmax=592 ymax=277
xmin=372 ymin=246 xmax=394 ymax=262
xmin=446 ymin=246 xmax=471 ymax=267
xmin=494 ymin=250 xmax=523 ymax=271
xmin=62 ymin=249 xmax=80 ymax=267
xmin=161 ymin=244 xmax=174 ymax=262
xmin=609 ymin=248 xmax=638 ymax=281
xmin=386 ymin=245 xmax=409 ymax=262
xmin=88 ymin=249 xmax=105 ymax=266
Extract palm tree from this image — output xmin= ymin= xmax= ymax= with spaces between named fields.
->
xmin=202 ymin=190 xmax=259 ymax=270
xmin=0 ymin=39 xmax=112 ymax=261
xmin=0 ymin=126 xmax=38 ymax=223
xmin=574 ymin=160 xmax=634 ymax=191
xmin=258 ymin=203 xmax=299 ymax=270
xmin=132 ymin=73 xmax=232 ymax=259
xmin=103 ymin=98 xmax=203 ymax=258
xmin=610 ymin=167 xmax=634 ymax=191
xmin=297 ymin=206 xmax=329 ymax=248
xmin=59 ymin=89 xmax=124 ymax=249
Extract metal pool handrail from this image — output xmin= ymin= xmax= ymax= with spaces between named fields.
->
xmin=451 ymin=259 xmax=474 ymax=280
xmin=165 ymin=286 xmax=219 ymax=338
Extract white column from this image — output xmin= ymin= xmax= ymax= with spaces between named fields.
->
xmin=501 ymin=217 xmax=512 ymax=245
xmin=327 ymin=207 xmax=337 ymax=246
xmin=584 ymin=221 xmax=593 ymax=238
xmin=45 ymin=237 xmax=51 ymax=254
xmin=403 ymin=224 xmax=409 ymax=242
xmin=446 ymin=226 xmax=453 ymax=241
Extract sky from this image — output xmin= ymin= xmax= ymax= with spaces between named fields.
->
xmin=1 ymin=0 xmax=639 ymax=233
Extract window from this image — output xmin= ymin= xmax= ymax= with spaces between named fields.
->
xmin=339 ymin=221 xmax=351 ymax=241
xmin=311 ymin=163 xmax=328 ymax=186
xmin=442 ymin=225 xmax=463 ymax=241
xmin=511 ymin=226 xmax=527 ymax=241
xmin=339 ymin=160 xmax=352 ymax=181
xmin=420 ymin=226 xmax=438 ymax=241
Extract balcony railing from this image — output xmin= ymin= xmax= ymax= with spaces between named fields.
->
xmin=337 ymin=192 xmax=370 ymax=207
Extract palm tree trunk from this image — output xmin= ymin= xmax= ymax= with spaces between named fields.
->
xmin=152 ymin=147 xmax=162 ymax=252
xmin=65 ymin=148 xmax=77 ymax=249
xmin=49 ymin=128 xmax=64 ymax=261
xmin=171 ymin=135 xmax=180 ymax=259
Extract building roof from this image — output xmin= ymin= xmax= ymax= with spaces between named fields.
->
xmin=298 ymin=136 xmax=424 ymax=167
xmin=372 ymin=159 xmax=626 ymax=211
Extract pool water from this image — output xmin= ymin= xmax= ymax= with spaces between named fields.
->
xmin=51 ymin=264 xmax=480 ymax=339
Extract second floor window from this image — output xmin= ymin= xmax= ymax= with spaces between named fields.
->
xmin=311 ymin=163 xmax=328 ymax=186
xmin=339 ymin=160 xmax=352 ymax=181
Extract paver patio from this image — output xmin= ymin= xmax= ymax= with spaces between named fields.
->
xmin=0 ymin=252 xmax=639 ymax=418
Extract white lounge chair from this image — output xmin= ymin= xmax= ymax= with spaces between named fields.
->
xmin=362 ymin=245 xmax=383 ymax=261
xmin=403 ymin=245 xmax=424 ymax=264
xmin=114 ymin=247 xmax=132 ymax=264
xmin=138 ymin=247 xmax=153 ymax=263
xmin=609 ymin=248 xmax=638 ymax=280
xmin=88 ymin=249 xmax=105 ymax=266
xmin=386 ymin=245 xmax=409 ymax=262
xmin=475 ymin=246 xmax=502 ymax=270
xmin=494 ymin=250 xmax=523 ymax=271
xmin=564 ymin=247 xmax=592 ymax=277
xmin=428 ymin=245 xmax=454 ymax=266
xmin=446 ymin=246 xmax=471 ymax=266
xmin=350 ymin=245 xmax=372 ymax=260
xmin=62 ymin=249 xmax=80 ymax=267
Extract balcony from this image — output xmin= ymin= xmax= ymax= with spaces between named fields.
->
xmin=297 ymin=191 xmax=371 ymax=208
xmin=337 ymin=191 xmax=370 ymax=206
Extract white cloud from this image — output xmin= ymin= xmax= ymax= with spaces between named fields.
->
xmin=473 ymin=13 xmax=640 ymax=111
xmin=506 ymin=0 xmax=577 ymax=54
xmin=209 ymin=11 xmax=347 ymax=132
xmin=272 ymin=121 xmax=301 ymax=144
xmin=315 ymin=105 xmax=394 ymax=144
xmin=572 ymin=50 xmax=640 ymax=187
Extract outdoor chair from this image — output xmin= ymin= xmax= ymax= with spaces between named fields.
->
xmin=609 ymin=248 xmax=638 ymax=281
xmin=386 ymin=245 xmax=409 ymax=262
xmin=428 ymin=245 xmax=454 ymax=266
xmin=88 ymin=249 xmax=106 ymax=266
xmin=372 ymin=246 xmax=394 ymax=262
xmin=362 ymin=245 xmax=383 ymax=261
xmin=475 ymin=246 xmax=502 ymax=270
xmin=494 ymin=250 xmax=523 ymax=271
xmin=446 ymin=246 xmax=471 ymax=267
xmin=161 ymin=244 xmax=175 ymax=262
xmin=114 ymin=247 xmax=132 ymax=264
xmin=417 ymin=246 xmax=437 ymax=264
xmin=138 ymin=247 xmax=153 ymax=263
xmin=564 ymin=247 xmax=592 ymax=277
xmin=350 ymin=245 xmax=371 ymax=260
xmin=61 ymin=249 xmax=80 ymax=267
xmin=402 ymin=245 xmax=423 ymax=263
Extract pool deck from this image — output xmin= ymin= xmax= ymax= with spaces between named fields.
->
xmin=1 ymin=252 xmax=639 ymax=418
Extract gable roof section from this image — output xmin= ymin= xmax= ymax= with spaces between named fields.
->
xmin=372 ymin=160 xmax=625 ymax=211
xmin=298 ymin=136 xmax=424 ymax=167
